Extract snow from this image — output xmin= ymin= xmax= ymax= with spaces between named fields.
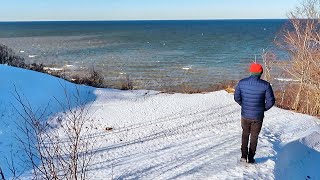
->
xmin=43 ymin=67 xmax=64 ymax=71
xmin=274 ymin=78 xmax=299 ymax=82
xmin=0 ymin=64 xmax=319 ymax=179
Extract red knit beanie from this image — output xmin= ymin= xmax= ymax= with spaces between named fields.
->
xmin=249 ymin=63 xmax=263 ymax=74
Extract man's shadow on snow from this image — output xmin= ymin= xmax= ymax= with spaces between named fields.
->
xmin=257 ymin=128 xmax=320 ymax=180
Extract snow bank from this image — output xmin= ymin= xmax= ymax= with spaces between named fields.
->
xmin=0 ymin=65 xmax=96 ymax=177
xmin=0 ymin=64 xmax=319 ymax=179
xmin=275 ymin=125 xmax=320 ymax=179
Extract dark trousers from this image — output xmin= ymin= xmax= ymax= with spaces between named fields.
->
xmin=241 ymin=118 xmax=263 ymax=159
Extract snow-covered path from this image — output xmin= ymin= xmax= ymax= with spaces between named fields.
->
xmin=1 ymin=65 xmax=319 ymax=179
xmin=87 ymin=90 xmax=243 ymax=179
xmin=85 ymin=89 xmax=319 ymax=179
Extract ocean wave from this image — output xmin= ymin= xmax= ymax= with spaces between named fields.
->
xmin=182 ymin=67 xmax=191 ymax=70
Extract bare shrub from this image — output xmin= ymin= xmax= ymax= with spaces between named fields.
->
xmin=159 ymin=80 xmax=237 ymax=94
xmin=273 ymin=0 xmax=320 ymax=116
xmin=70 ymin=68 xmax=105 ymax=88
xmin=1 ymin=44 xmax=105 ymax=88
xmin=262 ymin=50 xmax=277 ymax=82
xmin=274 ymin=83 xmax=296 ymax=110
xmin=178 ymin=83 xmax=201 ymax=94
xmin=1 ymin=149 xmax=25 ymax=180
xmin=28 ymin=63 xmax=45 ymax=73
xmin=0 ymin=44 xmax=26 ymax=68
xmin=0 ymin=167 xmax=5 ymax=180
xmin=157 ymin=83 xmax=200 ymax=94
xmin=13 ymin=86 xmax=97 ymax=180
xmin=87 ymin=68 xmax=105 ymax=87
xmin=205 ymin=80 xmax=237 ymax=92
xmin=120 ymin=75 xmax=134 ymax=90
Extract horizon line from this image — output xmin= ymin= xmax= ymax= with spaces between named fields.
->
xmin=0 ymin=18 xmax=288 ymax=23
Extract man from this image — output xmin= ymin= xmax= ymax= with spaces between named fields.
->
xmin=234 ymin=63 xmax=275 ymax=163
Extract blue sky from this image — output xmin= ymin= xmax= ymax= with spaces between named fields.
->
xmin=1 ymin=0 xmax=300 ymax=21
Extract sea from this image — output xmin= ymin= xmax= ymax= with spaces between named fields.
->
xmin=0 ymin=20 xmax=287 ymax=89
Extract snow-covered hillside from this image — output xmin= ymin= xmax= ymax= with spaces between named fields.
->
xmin=0 ymin=65 xmax=319 ymax=179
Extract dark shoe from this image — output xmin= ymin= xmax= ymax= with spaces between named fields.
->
xmin=248 ymin=158 xmax=255 ymax=164
xmin=240 ymin=157 xmax=247 ymax=163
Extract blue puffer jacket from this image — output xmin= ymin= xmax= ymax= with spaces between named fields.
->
xmin=234 ymin=75 xmax=275 ymax=121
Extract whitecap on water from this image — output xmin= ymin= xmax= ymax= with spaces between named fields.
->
xmin=64 ymin=64 xmax=75 ymax=68
xmin=28 ymin=55 xmax=37 ymax=58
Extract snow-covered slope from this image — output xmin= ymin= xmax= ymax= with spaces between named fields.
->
xmin=0 ymin=65 xmax=96 ymax=177
xmin=0 ymin=65 xmax=319 ymax=179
